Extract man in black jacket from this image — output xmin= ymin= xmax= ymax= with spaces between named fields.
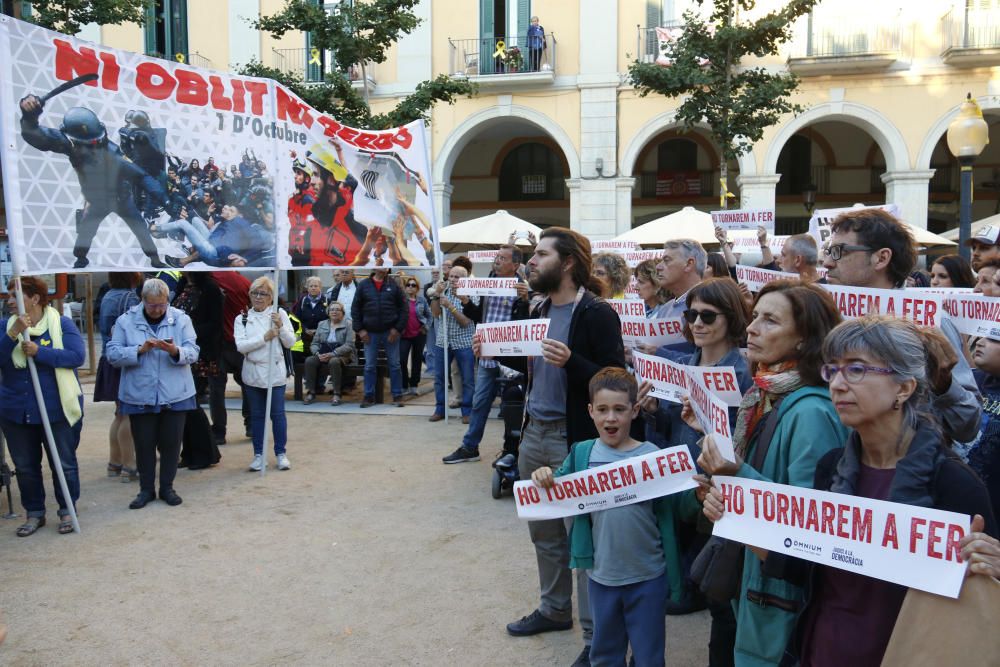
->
xmin=478 ymin=228 xmax=626 ymax=667
xmin=351 ymin=268 xmax=407 ymax=407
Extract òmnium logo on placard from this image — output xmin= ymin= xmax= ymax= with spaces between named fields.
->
xmin=578 ymin=503 xmax=585 ymax=510
xmin=831 ymin=547 xmax=863 ymax=567
xmin=786 ymin=537 xmax=822 ymax=556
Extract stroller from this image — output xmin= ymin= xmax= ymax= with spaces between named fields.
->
xmin=491 ymin=371 xmax=526 ymax=499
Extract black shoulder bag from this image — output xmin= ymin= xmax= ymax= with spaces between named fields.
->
xmin=690 ymin=396 xmax=786 ymax=604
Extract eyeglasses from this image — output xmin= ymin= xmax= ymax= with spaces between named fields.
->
xmin=250 ymin=291 xmax=271 ymax=298
xmin=820 ymin=363 xmax=894 ymax=384
xmin=824 ymin=243 xmax=873 ymax=261
xmin=406 ymin=283 xmax=418 ymax=287
xmin=144 ymin=302 xmax=168 ymax=310
xmin=683 ymin=308 xmax=721 ymax=325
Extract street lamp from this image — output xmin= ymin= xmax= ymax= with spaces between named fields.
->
xmin=802 ymin=183 xmax=817 ymax=214
xmin=947 ymin=93 xmax=990 ymax=260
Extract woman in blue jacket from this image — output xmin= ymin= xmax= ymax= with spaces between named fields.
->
xmin=1 ymin=276 xmax=85 ymax=536
xmin=107 ymin=278 xmax=200 ymax=510
xmin=691 ymin=280 xmax=847 ymax=667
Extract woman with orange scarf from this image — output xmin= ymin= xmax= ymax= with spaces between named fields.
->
xmin=687 ymin=280 xmax=848 ymax=667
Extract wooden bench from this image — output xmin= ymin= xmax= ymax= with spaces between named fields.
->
xmin=293 ymin=337 xmax=389 ymax=403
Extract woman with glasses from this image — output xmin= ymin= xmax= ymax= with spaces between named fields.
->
xmin=703 ymin=315 xmax=998 ymax=666
xmin=108 ymin=278 xmax=200 ymax=510
xmin=235 ymin=277 xmax=296 ymax=472
xmin=399 ymin=276 xmax=431 ymax=396
xmin=592 ymin=252 xmax=630 ymax=299
xmin=304 ymin=302 xmax=356 ymax=406
xmin=686 ymin=279 xmax=848 ymax=667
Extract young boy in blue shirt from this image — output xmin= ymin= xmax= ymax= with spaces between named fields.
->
xmin=532 ymin=367 xmax=696 ymax=667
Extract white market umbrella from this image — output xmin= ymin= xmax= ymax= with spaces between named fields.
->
xmin=941 ymin=213 xmax=1000 ymax=243
xmin=438 ymin=210 xmax=543 ymax=253
xmin=613 ymin=206 xmax=716 ymax=247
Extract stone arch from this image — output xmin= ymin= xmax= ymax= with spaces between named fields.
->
xmin=916 ymin=95 xmax=1000 ymax=170
xmin=763 ymin=102 xmax=909 ymax=174
xmin=433 ymin=105 xmax=580 ymax=185
xmin=620 ymin=111 xmax=758 ymax=178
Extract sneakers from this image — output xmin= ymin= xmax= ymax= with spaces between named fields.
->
xmin=248 ymin=454 xmax=264 ymax=472
xmin=506 ymin=609 xmax=573 ymax=636
xmin=303 ymin=392 xmax=315 ymax=405
xmin=277 ymin=454 xmax=291 ymax=470
xmin=443 ymin=447 xmax=480 ymax=464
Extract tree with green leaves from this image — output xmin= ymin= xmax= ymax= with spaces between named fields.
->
xmin=9 ymin=0 xmax=146 ymax=36
xmin=248 ymin=0 xmax=475 ymax=131
xmin=629 ymin=0 xmax=817 ymax=209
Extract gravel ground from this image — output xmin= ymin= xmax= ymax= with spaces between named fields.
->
xmin=1 ymin=382 xmax=710 ymax=666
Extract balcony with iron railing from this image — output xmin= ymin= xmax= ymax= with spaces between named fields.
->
xmin=271 ymin=48 xmax=376 ymax=94
xmin=941 ymin=6 xmax=1000 ymax=66
xmin=448 ymin=33 xmax=556 ymax=86
xmin=635 ymin=21 xmax=686 ymax=65
xmin=787 ymin=12 xmax=903 ymax=75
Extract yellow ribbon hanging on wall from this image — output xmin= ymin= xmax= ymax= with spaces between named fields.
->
xmin=493 ymin=40 xmax=506 ymax=59
xmin=174 ymin=53 xmax=185 ymax=63
xmin=309 ymin=47 xmax=321 ymax=66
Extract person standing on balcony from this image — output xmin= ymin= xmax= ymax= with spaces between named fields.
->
xmin=527 ymin=16 xmax=546 ymax=71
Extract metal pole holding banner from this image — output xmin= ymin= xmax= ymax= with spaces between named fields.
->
xmin=443 ymin=299 xmax=450 ymax=424
xmin=10 ymin=275 xmax=81 ymax=533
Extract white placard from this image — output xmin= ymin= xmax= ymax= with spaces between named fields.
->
xmin=457 ymin=277 xmax=517 ymax=297
xmin=620 ymin=316 xmax=686 ymax=350
xmin=711 ymin=208 xmax=775 ymax=232
xmin=514 ymin=445 xmax=698 ymax=520
xmin=908 ymin=287 xmax=975 ymax=295
xmin=632 ymin=351 xmax=743 ymax=407
xmin=685 ymin=368 xmax=735 ymax=461
xmin=622 ymin=250 xmax=664 ymax=268
xmin=711 ymin=476 xmax=971 ymax=598
xmin=591 ymin=239 xmax=639 ymax=253
xmin=476 ymin=319 xmax=549 ymax=356
xmin=735 ymin=265 xmax=800 ymax=292
xmin=467 ymin=250 xmax=499 ymax=263
xmin=730 ymin=234 xmax=787 ymax=254
xmin=820 ymin=284 xmax=943 ymax=327
xmin=940 ymin=293 xmax=1000 ymax=340
xmin=607 ymin=299 xmax=648 ymax=318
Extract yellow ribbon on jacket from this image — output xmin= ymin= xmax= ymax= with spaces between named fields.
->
xmin=6 ymin=307 xmax=83 ymax=426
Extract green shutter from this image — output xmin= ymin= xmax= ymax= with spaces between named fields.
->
xmin=306 ymin=0 xmax=323 ymax=82
xmin=169 ymin=0 xmax=188 ymax=63
xmin=480 ymin=0 xmax=494 ymax=74
xmin=646 ymin=1 xmax=660 ymax=58
xmin=517 ymin=0 xmax=530 ymax=41
xmin=144 ymin=3 xmax=158 ymax=56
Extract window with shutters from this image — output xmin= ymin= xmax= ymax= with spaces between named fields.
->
xmin=144 ymin=0 xmax=188 ymax=62
xmin=499 ymin=143 xmax=564 ymax=201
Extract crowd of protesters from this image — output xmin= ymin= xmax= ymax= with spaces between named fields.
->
xmin=5 ymin=207 xmax=1000 ymax=666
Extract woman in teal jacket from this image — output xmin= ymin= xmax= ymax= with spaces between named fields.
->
xmin=691 ymin=280 xmax=847 ymax=667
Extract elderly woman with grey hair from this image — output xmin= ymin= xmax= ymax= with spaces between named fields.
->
xmin=703 ymin=315 xmax=998 ymax=666
xmin=592 ymin=252 xmax=630 ymax=299
xmin=107 ymin=278 xmax=200 ymax=509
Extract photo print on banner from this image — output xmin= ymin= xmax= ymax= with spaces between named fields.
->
xmin=0 ymin=17 xmax=438 ymax=275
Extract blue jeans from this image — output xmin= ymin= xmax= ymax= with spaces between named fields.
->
xmin=364 ymin=331 xmax=403 ymax=399
xmin=156 ymin=217 xmax=221 ymax=262
xmin=246 ymin=386 xmax=287 ymax=456
xmin=1 ymin=417 xmax=82 ymax=518
xmin=589 ymin=572 xmax=669 ymax=667
xmin=434 ymin=346 xmax=475 ymax=416
xmin=461 ymin=363 xmax=500 ymax=451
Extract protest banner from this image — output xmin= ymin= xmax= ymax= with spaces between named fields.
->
xmin=467 ymin=250 xmax=499 ymax=263
xmin=711 ymin=208 xmax=775 ymax=232
xmin=0 ymin=17 xmax=438 ymax=274
xmin=735 ymin=265 xmax=799 ymax=292
xmin=607 ymin=298 xmax=648 ymax=318
xmin=457 ymin=277 xmax=517 ymax=297
xmin=620 ymin=315 xmax=686 ymax=350
xmin=808 ymin=204 xmax=900 ymax=247
xmin=622 ymin=249 xmax=664 ymax=268
xmin=908 ymin=286 xmax=975 ymax=296
xmin=711 ymin=476 xmax=972 ymax=598
xmin=514 ymin=445 xmax=698 ymax=520
xmin=476 ymin=319 xmax=549 ymax=356
xmin=632 ymin=351 xmax=743 ymax=407
xmin=591 ymin=239 xmax=638 ymax=253
xmin=821 ymin=284 xmax=943 ymax=327
xmin=685 ymin=368 xmax=735 ymax=461
xmin=940 ymin=293 xmax=1000 ymax=340
xmin=730 ymin=233 xmax=787 ymax=254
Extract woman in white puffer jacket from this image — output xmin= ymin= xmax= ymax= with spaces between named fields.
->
xmin=235 ymin=276 xmax=296 ymax=472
